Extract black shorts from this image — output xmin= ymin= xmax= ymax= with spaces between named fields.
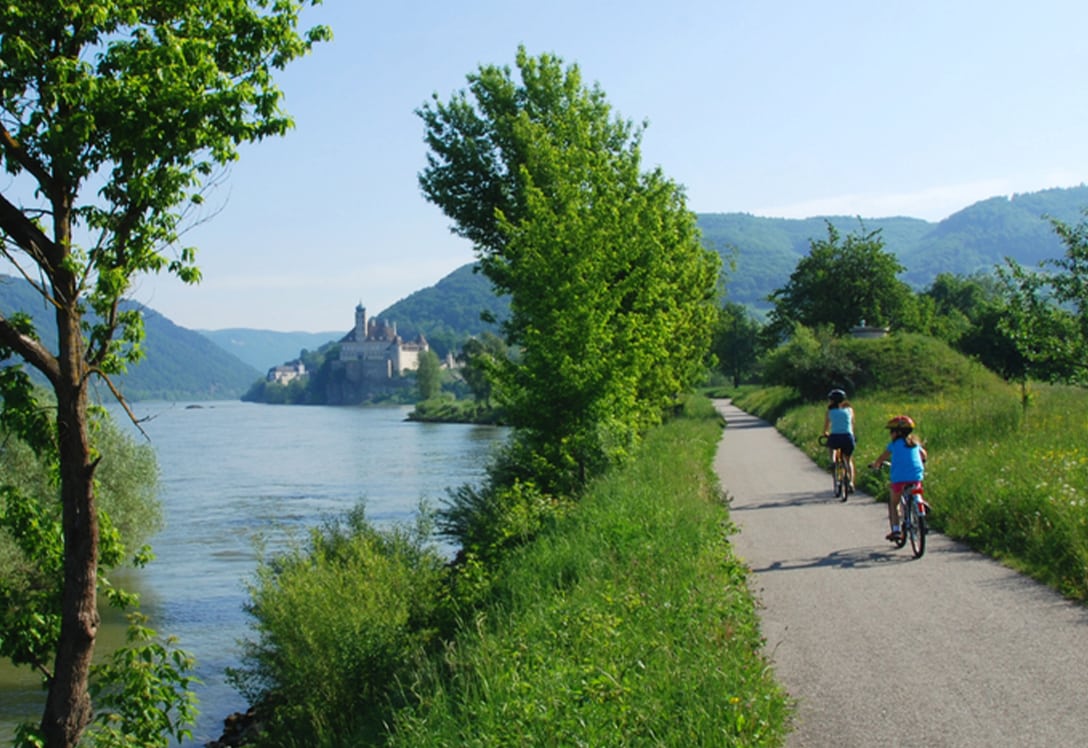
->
xmin=825 ymin=433 xmax=855 ymax=456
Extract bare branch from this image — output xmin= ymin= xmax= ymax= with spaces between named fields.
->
xmin=90 ymin=368 xmax=151 ymax=442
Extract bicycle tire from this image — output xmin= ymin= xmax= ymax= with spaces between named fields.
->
xmin=833 ymin=457 xmax=843 ymax=498
xmin=841 ymin=457 xmax=852 ymax=501
xmin=908 ymin=498 xmax=926 ymax=558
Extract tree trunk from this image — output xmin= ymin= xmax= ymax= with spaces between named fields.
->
xmin=40 ymin=296 xmax=99 ymax=748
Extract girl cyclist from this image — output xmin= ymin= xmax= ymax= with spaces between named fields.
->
xmin=822 ymin=388 xmax=856 ymax=498
xmin=869 ymin=414 xmax=927 ymax=542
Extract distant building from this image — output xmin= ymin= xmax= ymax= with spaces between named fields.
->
xmin=851 ymin=320 xmax=890 ymax=339
xmin=267 ymin=359 xmax=306 ymax=384
xmin=338 ymin=304 xmax=429 ymax=380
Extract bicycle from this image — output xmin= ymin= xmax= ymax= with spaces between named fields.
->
xmin=818 ymin=434 xmax=852 ymax=501
xmin=875 ymin=463 xmax=929 ymax=558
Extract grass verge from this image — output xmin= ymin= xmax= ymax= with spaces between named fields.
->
xmin=386 ymin=395 xmax=791 ymax=746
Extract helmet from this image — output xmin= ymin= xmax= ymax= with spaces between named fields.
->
xmin=886 ymin=415 xmax=915 ymax=431
xmin=827 ymin=388 xmax=846 ymax=403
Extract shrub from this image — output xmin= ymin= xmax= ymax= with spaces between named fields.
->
xmin=228 ymin=505 xmax=447 ymax=747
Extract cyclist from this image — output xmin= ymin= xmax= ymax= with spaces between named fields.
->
xmin=869 ymin=414 xmax=928 ymax=542
xmin=822 ymin=388 xmax=856 ymax=498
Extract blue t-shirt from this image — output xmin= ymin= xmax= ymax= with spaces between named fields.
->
xmin=887 ymin=438 xmax=925 ymax=483
xmin=828 ymin=406 xmax=854 ymax=435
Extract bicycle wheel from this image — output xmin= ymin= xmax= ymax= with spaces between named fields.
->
xmin=908 ymin=498 xmax=927 ymax=558
xmin=841 ymin=457 xmax=852 ymax=501
xmin=832 ymin=457 xmax=844 ymax=498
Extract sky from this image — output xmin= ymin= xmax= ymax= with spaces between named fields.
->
xmin=74 ymin=1 xmax=1088 ymax=331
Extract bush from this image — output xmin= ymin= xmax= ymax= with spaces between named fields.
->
xmin=760 ymin=328 xmax=1004 ymax=402
xmin=228 ymin=505 xmax=448 ymax=747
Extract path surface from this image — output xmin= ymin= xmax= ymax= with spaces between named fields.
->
xmin=711 ymin=400 xmax=1088 ymax=748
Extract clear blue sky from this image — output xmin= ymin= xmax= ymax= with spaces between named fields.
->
xmin=127 ymin=0 xmax=1088 ymax=332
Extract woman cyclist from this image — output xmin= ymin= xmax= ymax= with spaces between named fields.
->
xmin=869 ymin=414 xmax=927 ymax=542
xmin=822 ymin=388 xmax=856 ymax=499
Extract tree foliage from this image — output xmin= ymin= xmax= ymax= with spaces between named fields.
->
xmin=415 ymin=349 xmax=443 ymax=401
xmin=767 ymin=222 xmax=912 ymax=338
xmin=711 ymin=302 xmax=763 ymax=387
xmin=418 ymin=47 xmax=720 ymax=493
xmin=998 ymin=211 xmax=1088 ymax=385
xmin=0 ymin=3 xmax=328 ymax=745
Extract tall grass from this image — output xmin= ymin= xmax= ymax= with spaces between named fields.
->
xmin=736 ymin=373 xmax=1088 ymax=601
xmin=386 ymin=396 xmax=791 ymax=746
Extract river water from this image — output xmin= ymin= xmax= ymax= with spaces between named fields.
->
xmin=0 ymin=400 xmax=507 ymax=745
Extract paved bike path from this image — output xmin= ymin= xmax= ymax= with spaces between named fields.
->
xmin=712 ymin=400 xmax=1088 ymax=748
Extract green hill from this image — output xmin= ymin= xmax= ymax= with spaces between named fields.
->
xmin=0 ymin=275 xmax=260 ymax=401
xmin=9 ymin=184 xmax=1084 ymax=400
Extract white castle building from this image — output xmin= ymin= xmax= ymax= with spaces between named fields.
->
xmin=338 ymin=303 xmax=429 ymax=380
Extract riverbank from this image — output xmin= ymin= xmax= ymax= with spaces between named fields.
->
xmin=406 ymin=397 xmax=506 ymax=424
xmin=225 ymin=395 xmax=791 ymax=745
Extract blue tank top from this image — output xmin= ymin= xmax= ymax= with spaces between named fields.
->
xmin=828 ymin=406 xmax=853 ymax=435
xmin=887 ymin=438 xmax=925 ymax=483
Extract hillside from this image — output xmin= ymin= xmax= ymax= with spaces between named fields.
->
xmin=373 ymin=263 xmax=510 ymax=358
xmin=699 ymin=184 xmax=1088 ymax=309
xmin=7 ymin=185 xmax=1085 ymax=400
xmin=220 ymin=184 xmax=1088 ymax=374
xmin=0 ymin=275 xmax=260 ymax=401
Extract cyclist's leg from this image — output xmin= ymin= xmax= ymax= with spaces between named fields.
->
xmin=843 ymin=437 xmax=856 ymax=489
xmin=886 ymin=483 xmax=903 ymax=540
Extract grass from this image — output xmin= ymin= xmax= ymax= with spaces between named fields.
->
xmin=734 ymin=363 xmax=1088 ymax=601
xmin=235 ymin=396 xmax=791 ymax=747
xmin=385 ymin=396 xmax=791 ymax=747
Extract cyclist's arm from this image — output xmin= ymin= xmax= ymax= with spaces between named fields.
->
xmin=869 ymin=449 xmax=890 ymax=470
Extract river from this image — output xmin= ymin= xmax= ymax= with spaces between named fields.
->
xmin=0 ymin=400 xmax=507 ymax=746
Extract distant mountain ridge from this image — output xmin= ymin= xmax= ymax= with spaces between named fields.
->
xmin=4 ymin=185 xmax=1085 ymax=400
xmin=197 ymin=328 xmax=343 ymax=373
xmin=0 ymin=275 xmax=260 ymax=401
xmin=376 ymin=184 xmax=1088 ymax=338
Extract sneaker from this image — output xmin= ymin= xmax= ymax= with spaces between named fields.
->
xmin=885 ymin=530 xmax=901 ymax=542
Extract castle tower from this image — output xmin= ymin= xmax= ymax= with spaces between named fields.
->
xmin=354 ymin=303 xmax=367 ymax=339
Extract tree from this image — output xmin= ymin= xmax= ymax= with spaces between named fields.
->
xmin=711 ymin=302 xmax=762 ymax=387
xmin=0 ymin=4 xmax=328 ymax=746
xmin=995 ymin=210 xmax=1088 ymax=386
xmin=415 ymin=349 xmax=443 ymax=401
xmin=767 ymin=222 xmax=911 ymax=339
xmin=418 ymin=47 xmax=720 ymax=493
xmin=457 ymin=332 xmax=508 ymax=407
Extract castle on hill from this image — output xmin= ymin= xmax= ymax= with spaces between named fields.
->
xmin=337 ymin=303 xmax=429 ymax=380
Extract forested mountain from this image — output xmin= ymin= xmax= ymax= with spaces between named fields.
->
xmin=6 ymin=186 xmax=1085 ymax=401
xmin=373 ymin=262 xmax=510 ymax=358
xmin=0 ymin=275 xmax=260 ymax=401
xmin=701 ymin=185 xmax=1088 ymax=309
xmin=366 ymin=184 xmax=1088 ymax=332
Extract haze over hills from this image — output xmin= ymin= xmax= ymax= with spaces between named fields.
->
xmin=0 ymin=276 xmax=260 ymax=401
xmin=2 ymin=185 xmax=1086 ymax=400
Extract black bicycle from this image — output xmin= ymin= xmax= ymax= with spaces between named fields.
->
xmin=818 ymin=434 xmax=852 ymax=501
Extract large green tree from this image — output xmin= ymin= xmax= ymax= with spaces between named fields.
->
xmin=418 ymin=47 xmax=720 ymax=493
xmin=998 ymin=210 xmax=1088 ymax=385
xmin=767 ymin=222 xmax=911 ymax=339
xmin=711 ymin=302 xmax=762 ymax=388
xmin=0 ymin=4 xmax=328 ymax=746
